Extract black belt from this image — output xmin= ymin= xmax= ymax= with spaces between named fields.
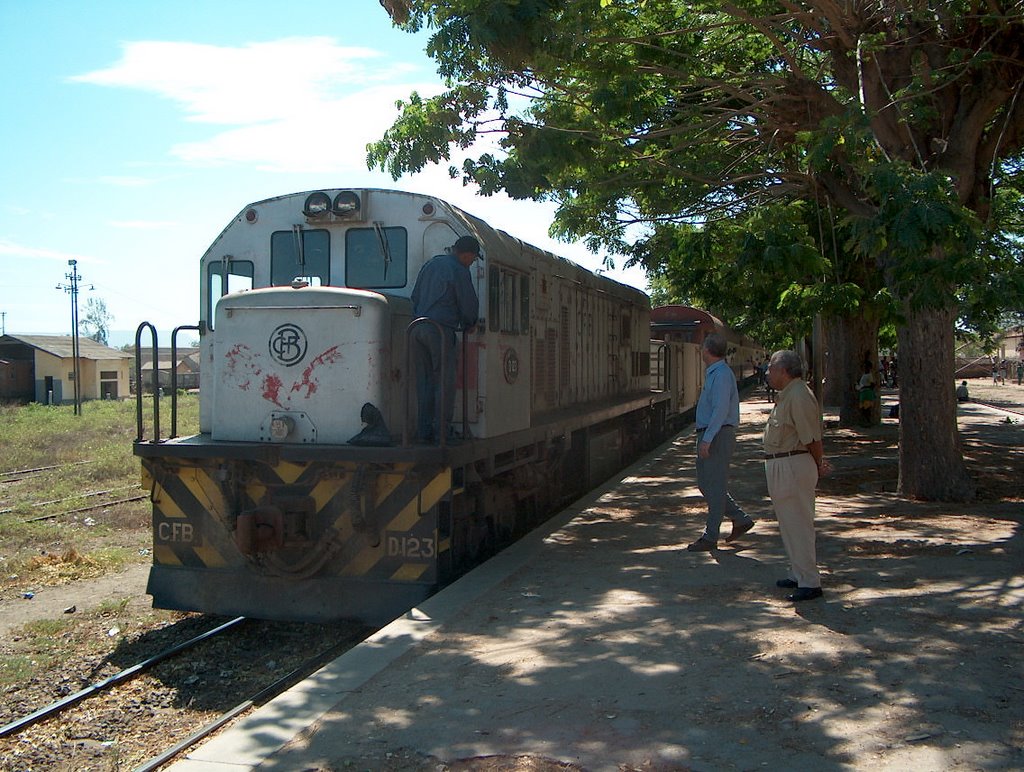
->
xmin=764 ymin=450 xmax=809 ymax=459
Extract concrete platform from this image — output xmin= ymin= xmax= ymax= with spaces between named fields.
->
xmin=168 ymin=393 xmax=1024 ymax=771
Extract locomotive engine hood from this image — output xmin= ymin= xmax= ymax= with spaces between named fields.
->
xmin=210 ymin=285 xmax=396 ymax=445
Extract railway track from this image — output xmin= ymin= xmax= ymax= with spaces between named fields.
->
xmin=0 ymin=617 xmax=246 ymax=739
xmin=0 ymin=459 xmax=149 ymax=520
xmin=0 ymin=461 xmax=94 ymax=483
xmin=0 ymin=614 xmax=372 ymax=771
xmin=133 ymin=632 xmax=364 ymax=771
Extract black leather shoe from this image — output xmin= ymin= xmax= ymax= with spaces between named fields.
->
xmin=776 ymin=578 xmax=798 ymax=588
xmin=686 ymin=538 xmax=716 ymax=552
xmin=726 ymin=519 xmax=755 ymax=542
xmin=787 ymin=587 xmax=823 ymax=602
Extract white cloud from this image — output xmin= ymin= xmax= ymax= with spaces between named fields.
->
xmin=69 ymin=37 xmax=436 ymax=174
xmin=63 ymin=36 xmax=648 ymax=290
xmin=70 ymin=37 xmax=414 ymax=125
xmin=171 ymin=83 xmax=435 ymax=172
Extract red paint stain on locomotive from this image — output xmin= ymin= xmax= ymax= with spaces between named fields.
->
xmin=262 ymin=374 xmax=284 ymax=406
xmin=290 ymin=345 xmax=343 ymax=399
xmin=224 ymin=344 xmax=264 ymax=392
xmin=224 ymin=343 xmax=251 ymax=373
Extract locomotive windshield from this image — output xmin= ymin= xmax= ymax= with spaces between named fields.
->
xmin=345 ymin=226 xmax=408 ymax=289
xmin=271 ymin=228 xmax=330 ymax=286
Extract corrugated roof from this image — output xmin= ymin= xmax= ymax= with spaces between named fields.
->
xmin=127 ymin=347 xmax=202 ymax=367
xmin=0 ymin=334 xmax=133 ymax=360
xmin=139 ymin=354 xmax=201 ymax=371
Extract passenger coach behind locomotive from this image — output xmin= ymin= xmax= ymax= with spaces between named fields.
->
xmin=650 ymin=305 xmax=762 ymax=388
xmin=134 ymin=189 xmax=663 ymax=623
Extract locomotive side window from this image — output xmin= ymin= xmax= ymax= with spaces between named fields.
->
xmin=520 ymin=275 xmax=530 ymax=333
xmin=271 ymin=229 xmax=329 ymax=286
xmin=487 ymin=265 xmax=529 ymax=334
xmin=345 ymin=226 xmax=407 ymax=288
xmin=206 ymin=259 xmax=254 ymax=330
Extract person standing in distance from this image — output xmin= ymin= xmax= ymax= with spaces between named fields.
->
xmin=763 ymin=350 xmax=830 ymax=601
xmin=410 ymin=235 xmax=480 ymax=443
xmin=686 ymin=332 xmax=755 ymax=551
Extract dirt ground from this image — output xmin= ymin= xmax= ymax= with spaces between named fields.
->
xmin=2 ymin=379 xmax=1022 ymax=770
xmin=0 ymin=563 xmax=153 ymax=640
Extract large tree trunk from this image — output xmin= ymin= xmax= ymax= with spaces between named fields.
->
xmin=821 ymin=313 xmax=879 ymax=427
xmin=896 ymin=304 xmax=975 ymax=500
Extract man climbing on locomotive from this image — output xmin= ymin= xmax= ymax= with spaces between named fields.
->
xmin=410 ymin=235 xmax=480 ymax=443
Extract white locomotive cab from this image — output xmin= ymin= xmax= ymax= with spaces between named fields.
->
xmin=210 ymin=285 xmax=396 ymax=444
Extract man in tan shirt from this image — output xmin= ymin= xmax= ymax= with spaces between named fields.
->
xmin=764 ymin=350 xmax=830 ymax=601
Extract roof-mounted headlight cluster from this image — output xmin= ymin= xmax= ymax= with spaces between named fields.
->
xmin=302 ymin=190 xmax=364 ymax=221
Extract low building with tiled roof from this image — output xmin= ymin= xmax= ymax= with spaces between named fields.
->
xmin=0 ymin=334 xmax=132 ymax=404
xmin=124 ymin=346 xmax=202 ymax=391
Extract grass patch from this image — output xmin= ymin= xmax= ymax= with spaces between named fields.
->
xmin=96 ymin=597 xmax=131 ymax=616
xmin=0 ymin=396 xmax=197 ymax=589
xmin=0 ymin=654 xmax=36 ymax=687
xmin=0 ymin=394 xmax=198 ymax=475
xmin=23 ymin=617 xmax=74 ymax=638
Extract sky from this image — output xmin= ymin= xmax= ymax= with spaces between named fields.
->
xmin=0 ymin=1 xmax=647 ymax=347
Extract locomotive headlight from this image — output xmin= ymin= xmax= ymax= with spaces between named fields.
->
xmin=270 ymin=415 xmax=295 ymax=441
xmin=332 ymin=190 xmax=361 ymax=216
xmin=303 ymin=192 xmax=331 ymax=217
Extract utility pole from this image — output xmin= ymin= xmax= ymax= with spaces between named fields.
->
xmin=55 ymin=260 xmax=83 ymax=415
xmin=1 ymin=311 xmax=6 ymax=335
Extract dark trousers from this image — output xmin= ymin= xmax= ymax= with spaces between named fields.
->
xmin=695 ymin=426 xmax=749 ymax=542
xmin=411 ymin=324 xmax=457 ymax=442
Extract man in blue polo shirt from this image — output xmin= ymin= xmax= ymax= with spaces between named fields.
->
xmin=686 ymin=332 xmax=755 ymax=551
xmin=410 ymin=235 xmax=480 ymax=443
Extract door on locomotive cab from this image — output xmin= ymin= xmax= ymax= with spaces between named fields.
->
xmin=483 ymin=261 xmax=531 ymax=437
xmin=420 ymin=221 xmax=481 ymax=430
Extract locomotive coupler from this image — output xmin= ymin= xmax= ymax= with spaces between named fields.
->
xmin=235 ymin=505 xmax=284 ymax=555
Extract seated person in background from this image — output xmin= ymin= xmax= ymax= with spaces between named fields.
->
xmin=956 ymin=380 xmax=970 ymax=402
xmin=857 ymin=364 xmax=877 ymax=426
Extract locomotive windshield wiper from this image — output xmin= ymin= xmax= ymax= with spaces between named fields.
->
xmin=292 ymin=224 xmax=306 ymax=273
xmin=372 ymin=221 xmax=391 ymax=279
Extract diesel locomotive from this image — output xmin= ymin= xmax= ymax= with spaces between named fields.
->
xmin=133 ymin=188 xmax=753 ymax=624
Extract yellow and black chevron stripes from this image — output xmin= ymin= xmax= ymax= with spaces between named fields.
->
xmin=144 ymin=457 xmax=452 ymax=584
xmin=340 ymin=465 xmax=451 ymax=582
xmin=146 ymin=461 xmax=232 ymax=570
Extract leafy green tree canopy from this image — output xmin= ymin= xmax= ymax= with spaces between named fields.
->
xmin=371 ymin=1 xmax=1024 ymax=305
xmin=373 ymin=1 xmax=1024 ymax=501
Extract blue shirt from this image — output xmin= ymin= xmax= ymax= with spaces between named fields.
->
xmin=695 ymin=358 xmax=739 ymax=443
xmin=411 ymin=254 xmax=479 ymax=329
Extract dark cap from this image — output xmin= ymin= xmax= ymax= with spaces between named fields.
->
xmin=453 ymin=235 xmax=481 ymax=256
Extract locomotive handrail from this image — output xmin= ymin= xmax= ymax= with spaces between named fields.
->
xmin=222 ymin=304 xmax=362 ymax=317
xmin=134 ymin=322 xmax=160 ymax=442
xmin=170 ymin=325 xmax=201 ymax=439
xmin=652 ymin=342 xmax=669 ymax=392
xmin=461 ymin=326 xmax=470 ymax=443
xmin=404 ymin=318 xmax=445 ymax=447
xmin=404 ymin=317 xmax=469 ymax=448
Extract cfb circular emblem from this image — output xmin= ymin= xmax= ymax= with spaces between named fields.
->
xmin=503 ymin=348 xmax=519 ymax=384
xmin=269 ymin=323 xmax=307 ymax=367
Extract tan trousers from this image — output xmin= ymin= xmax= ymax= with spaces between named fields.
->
xmin=765 ymin=454 xmax=821 ymax=588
